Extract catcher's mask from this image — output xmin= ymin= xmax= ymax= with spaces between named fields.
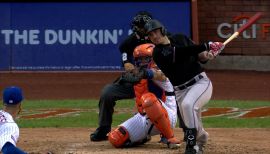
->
xmin=133 ymin=43 xmax=155 ymax=67
xmin=131 ymin=11 xmax=153 ymax=38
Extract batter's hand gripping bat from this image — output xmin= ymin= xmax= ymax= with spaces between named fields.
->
xmin=208 ymin=12 xmax=263 ymax=59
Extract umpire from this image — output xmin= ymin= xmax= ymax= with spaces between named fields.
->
xmin=90 ymin=11 xmax=153 ymax=141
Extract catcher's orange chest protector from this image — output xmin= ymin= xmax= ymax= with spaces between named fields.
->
xmin=133 ymin=75 xmax=166 ymax=114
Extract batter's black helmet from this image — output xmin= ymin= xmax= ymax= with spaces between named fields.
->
xmin=131 ymin=11 xmax=153 ymax=32
xmin=144 ymin=19 xmax=167 ymax=35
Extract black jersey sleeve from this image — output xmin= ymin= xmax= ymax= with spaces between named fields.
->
xmin=183 ymin=35 xmax=195 ymax=46
xmin=170 ymin=34 xmax=208 ymax=57
xmin=174 ymin=34 xmax=210 ymax=64
xmin=175 ymin=44 xmax=207 ymax=55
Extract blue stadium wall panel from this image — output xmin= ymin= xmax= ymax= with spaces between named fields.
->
xmin=0 ymin=2 xmax=191 ymax=71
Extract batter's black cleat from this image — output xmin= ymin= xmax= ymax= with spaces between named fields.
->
xmin=185 ymin=148 xmax=197 ymax=154
xmin=90 ymin=126 xmax=111 ymax=141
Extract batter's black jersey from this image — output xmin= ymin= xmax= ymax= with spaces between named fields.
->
xmin=152 ymin=34 xmax=208 ymax=86
xmin=119 ymin=33 xmax=152 ymax=65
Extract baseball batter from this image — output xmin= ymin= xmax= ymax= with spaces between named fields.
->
xmin=108 ymin=43 xmax=180 ymax=149
xmin=144 ymin=19 xmax=224 ymax=154
xmin=0 ymin=86 xmax=27 ymax=154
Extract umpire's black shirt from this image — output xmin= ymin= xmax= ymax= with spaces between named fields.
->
xmin=119 ymin=33 xmax=151 ymax=65
xmin=152 ymin=34 xmax=208 ymax=86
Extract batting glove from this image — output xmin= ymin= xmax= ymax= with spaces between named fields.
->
xmin=208 ymin=42 xmax=225 ymax=57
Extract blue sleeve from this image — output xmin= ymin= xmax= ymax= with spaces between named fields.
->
xmin=2 ymin=142 xmax=27 ymax=154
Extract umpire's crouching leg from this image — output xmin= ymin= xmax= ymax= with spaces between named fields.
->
xmin=90 ymin=81 xmax=134 ymax=141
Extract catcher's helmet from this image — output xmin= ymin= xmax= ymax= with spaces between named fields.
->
xmin=144 ymin=19 xmax=167 ymax=35
xmin=133 ymin=43 xmax=155 ymax=67
xmin=133 ymin=43 xmax=155 ymax=58
xmin=131 ymin=11 xmax=153 ymax=33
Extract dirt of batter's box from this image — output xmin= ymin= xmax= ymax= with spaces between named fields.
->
xmin=18 ymin=128 xmax=270 ymax=154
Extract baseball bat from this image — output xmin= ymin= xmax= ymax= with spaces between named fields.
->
xmin=223 ymin=12 xmax=263 ymax=45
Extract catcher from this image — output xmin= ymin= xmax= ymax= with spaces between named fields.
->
xmin=108 ymin=43 xmax=180 ymax=149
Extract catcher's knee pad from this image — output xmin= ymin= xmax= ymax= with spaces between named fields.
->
xmin=108 ymin=126 xmax=129 ymax=148
xmin=141 ymin=92 xmax=174 ymax=139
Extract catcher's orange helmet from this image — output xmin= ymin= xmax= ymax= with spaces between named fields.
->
xmin=133 ymin=43 xmax=155 ymax=67
xmin=133 ymin=43 xmax=155 ymax=58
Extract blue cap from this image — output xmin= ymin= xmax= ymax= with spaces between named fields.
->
xmin=3 ymin=86 xmax=24 ymax=105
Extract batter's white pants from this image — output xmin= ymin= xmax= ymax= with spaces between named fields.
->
xmin=175 ymin=72 xmax=212 ymax=139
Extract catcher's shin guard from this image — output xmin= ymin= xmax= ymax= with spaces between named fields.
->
xmin=108 ymin=126 xmax=129 ymax=148
xmin=141 ymin=92 xmax=176 ymax=141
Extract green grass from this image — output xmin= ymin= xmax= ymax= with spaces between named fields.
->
xmin=19 ymin=111 xmax=97 ymax=128
xmin=22 ymin=100 xmax=99 ymax=109
xmin=203 ymin=116 xmax=270 ymax=128
xmin=203 ymin=117 xmax=270 ymax=128
xmin=204 ymin=100 xmax=270 ymax=128
xmin=12 ymin=99 xmax=270 ymax=128
xmin=206 ymin=100 xmax=270 ymax=109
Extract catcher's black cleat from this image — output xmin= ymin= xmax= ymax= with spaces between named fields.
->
xmin=90 ymin=126 xmax=111 ymax=141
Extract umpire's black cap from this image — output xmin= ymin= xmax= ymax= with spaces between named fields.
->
xmin=131 ymin=11 xmax=153 ymax=29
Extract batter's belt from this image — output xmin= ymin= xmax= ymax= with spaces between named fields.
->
xmin=174 ymin=74 xmax=204 ymax=90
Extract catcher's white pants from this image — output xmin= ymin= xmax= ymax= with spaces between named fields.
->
xmin=120 ymin=101 xmax=177 ymax=143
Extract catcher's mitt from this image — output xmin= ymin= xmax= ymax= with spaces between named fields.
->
xmin=120 ymin=68 xmax=146 ymax=84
